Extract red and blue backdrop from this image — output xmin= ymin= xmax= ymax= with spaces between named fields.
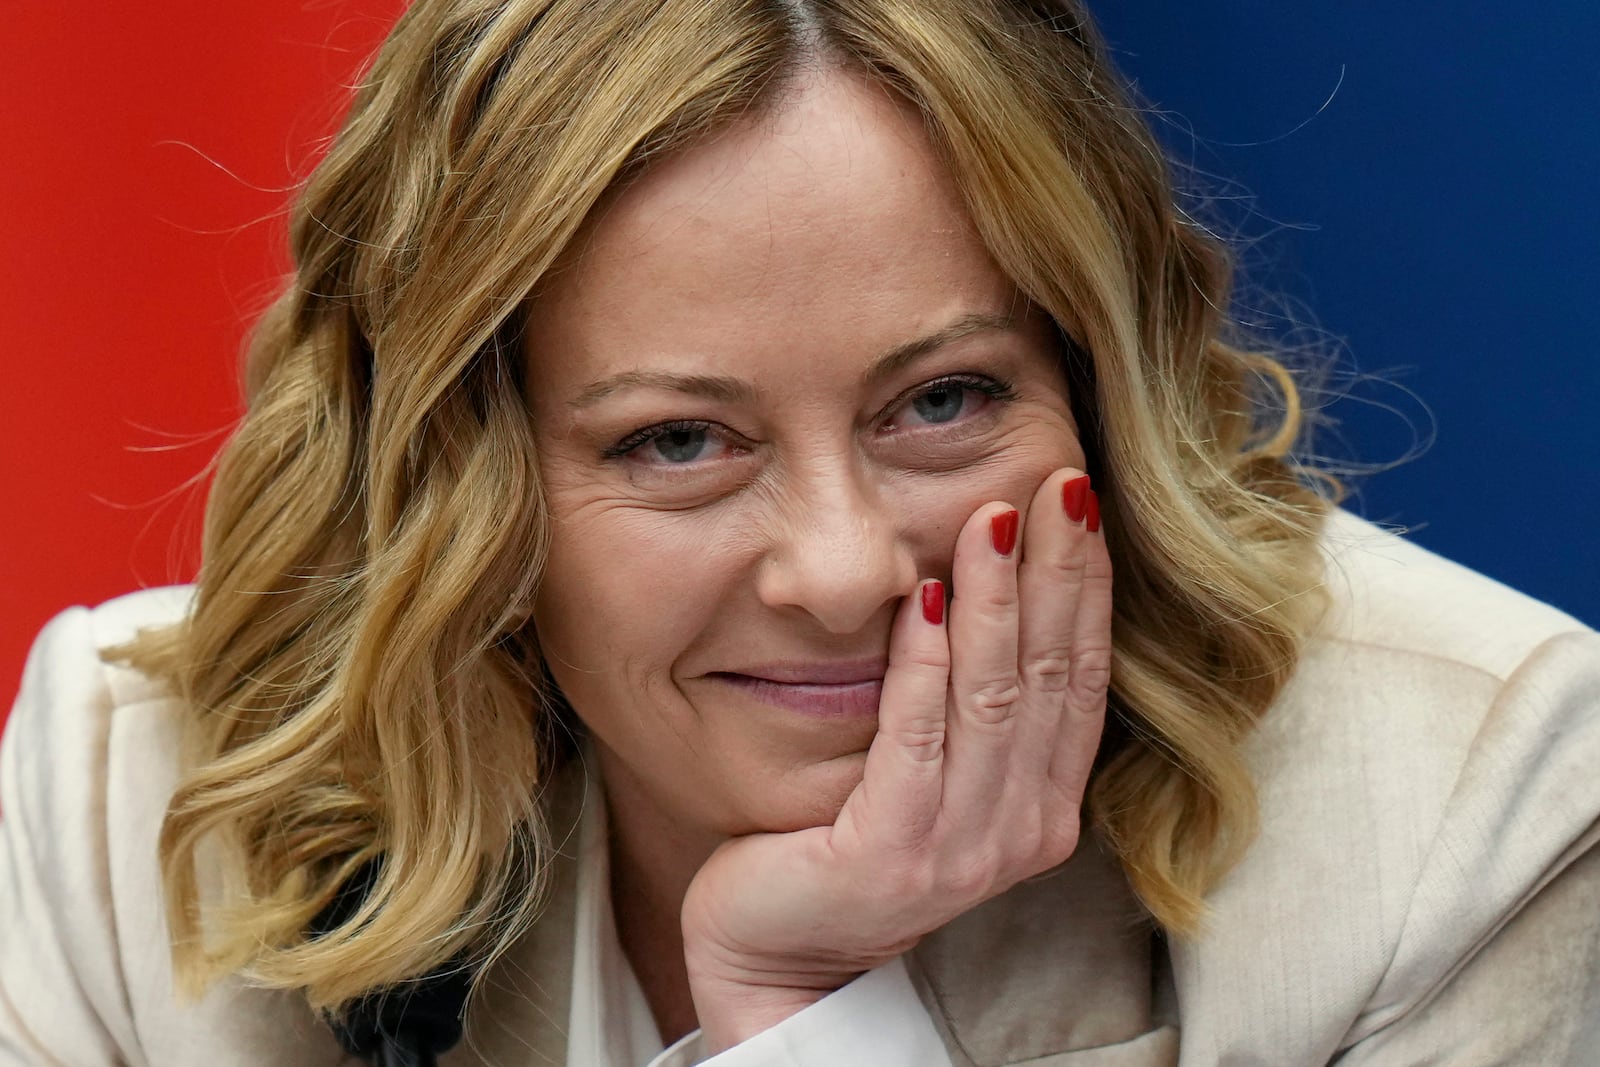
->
xmin=4 ymin=2 xmax=1596 ymax=720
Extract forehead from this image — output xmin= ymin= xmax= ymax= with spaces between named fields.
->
xmin=522 ymin=64 xmax=1024 ymax=393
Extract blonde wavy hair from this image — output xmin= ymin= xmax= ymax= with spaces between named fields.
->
xmin=119 ymin=0 xmax=1337 ymax=1015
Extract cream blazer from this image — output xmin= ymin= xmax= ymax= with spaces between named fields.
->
xmin=3 ymin=508 xmax=1598 ymax=1065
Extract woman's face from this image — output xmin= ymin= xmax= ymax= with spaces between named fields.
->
xmin=524 ymin=66 xmax=1086 ymax=842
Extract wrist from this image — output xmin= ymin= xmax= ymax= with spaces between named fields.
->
xmin=690 ymin=975 xmax=840 ymax=1055
xmin=683 ymin=934 xmax=862 ymax=1053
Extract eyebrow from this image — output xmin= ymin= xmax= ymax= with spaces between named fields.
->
xmin=567 ymin=311 xmax=1018 ymax=409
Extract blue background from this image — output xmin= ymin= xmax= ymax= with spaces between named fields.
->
xmin=1091 ymin=4 xmax=1599 ymax=625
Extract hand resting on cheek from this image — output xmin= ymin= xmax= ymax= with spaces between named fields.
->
xmin=680 ymin=465 xmax=1110 ymax=1054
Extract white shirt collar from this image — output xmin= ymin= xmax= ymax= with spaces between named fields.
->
xmin=567 ymin=756 xmax=707 ymax=1066
xmin=562 ymin=752 xmax=950 ymax=1067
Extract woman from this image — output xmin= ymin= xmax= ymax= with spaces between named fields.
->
xmin=2 ymin=0 xmax=1596 ymax=1064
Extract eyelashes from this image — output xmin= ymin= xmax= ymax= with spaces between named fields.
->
xmin=601 ymin=372 xmax=1020 ymax=468
xmin=601 ymin=419 xmax=724 ymax=462
xmin=886 ymin=372 xmax=1019 ymax=430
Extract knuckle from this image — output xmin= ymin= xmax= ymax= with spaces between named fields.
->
xmin=1069 ymin=647 xmax=1113 ymax=697
xmin=943 ymin=854 xmax=1000 ymax=902
xmin=967 ymin=585 xmax=1019 ymax=614
xmin=964 ymin=678 xmax=1022 ymax=722
xmin=1085 ymin=554 xmax=1114 ymax=584
xmin=891 ymin=646 xmax=950 ymax=673
xmin=1048 ymin=551 xmax=1090 ymax=581
xmin=889 ymin=719 xmax=946 ymax=763
xmin=1022 ymin=650 xmax=1074 ymax=693
xmin=1018 ymin=554 xmax=1086 ymax=597
xmin=1040 ymin=813 xmax=1082 ymax=866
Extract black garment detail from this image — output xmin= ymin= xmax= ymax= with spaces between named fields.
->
xmin=307 ymin=857 xmax=475 ymax=1067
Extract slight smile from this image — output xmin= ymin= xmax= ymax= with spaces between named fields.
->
xmin=710 ymin=666 xmax=886 ymax=719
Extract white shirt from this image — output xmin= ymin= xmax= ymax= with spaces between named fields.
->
xmin=565 ymin=763 xmax=955 ymax=1067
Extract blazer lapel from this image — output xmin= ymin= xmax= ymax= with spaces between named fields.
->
xmin=906 ymin=830 xmax=1178 ymax=1066
xmin=447 ymin=780 xmax=1178 ymax=1066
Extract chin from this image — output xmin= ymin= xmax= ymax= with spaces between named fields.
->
xmin=747 ymin=748 xmax=869 ymax=834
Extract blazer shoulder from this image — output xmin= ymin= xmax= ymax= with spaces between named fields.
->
xmin=1 ymin=589 xmax=346 ymax=1067
xmin=2 ymin=585 xmax=195 ymax=873
xmin=1316 ymin=508 xmax=1592 ymax=679
xmin=84 ymin=586 xmax=195 ymax=707
xmin=1346 ymin=626 xmax=1600 ymax=1044
xmin=1171 ymin=523 xmax=1600 ymax=1063
xmin=0 ymin=588 xmax=191 ymax=1064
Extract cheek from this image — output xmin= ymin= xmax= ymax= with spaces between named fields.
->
xmin=531 ymin=491 xmax=744 ymax=677
xmin=893 ymin=420 xmax=1087 ymax=565
xmin=530 ymin=511 xmax=706 ymax=763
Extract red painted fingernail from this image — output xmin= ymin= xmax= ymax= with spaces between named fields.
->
xmin=1062 ymin=476 xmax=1091 ymax=523
xmin=920 ymin=580 xmax=944 ymax=625
xmin=990 ymin=509 xmax=1019 ymax=557
xmin=1086 ymin=489 xmax=1101 ymax=533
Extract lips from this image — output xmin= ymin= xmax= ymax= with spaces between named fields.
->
xmin=710 ymin=663 xmax=886 ymax=718
xmin=724 ymin=659 xmax=888 ymax=685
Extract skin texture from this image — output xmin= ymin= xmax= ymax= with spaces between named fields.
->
xmin=523 ymin=63 xmax=1110 ymax=1049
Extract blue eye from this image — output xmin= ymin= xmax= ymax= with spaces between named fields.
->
xmin=651 ymin=426 xmax=709 ymax=463
xmin=898 ymin=374 xmax=1018 ymax=428
xmin=911 ymin=384 xmax=968 ymax=424
xmin=603 ymin=419 xmax=730 ymax=466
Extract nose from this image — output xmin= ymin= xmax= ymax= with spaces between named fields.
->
xmin=754 ymin=467 xmax=920 ymax=635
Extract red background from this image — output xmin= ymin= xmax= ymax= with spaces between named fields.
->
xmin=1 ymin=2 xmax=404 ymax=716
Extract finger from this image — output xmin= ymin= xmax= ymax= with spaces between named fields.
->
xmin=940 ymin=499 xmax=1024 ymax=827
xmin=855 ymin=578 xmax=951 ymax=845
xmin=1048 ymin=489 xmax=1112 ymax=801
xmin=1011 ymin=468 xmax=1095 ymax=783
